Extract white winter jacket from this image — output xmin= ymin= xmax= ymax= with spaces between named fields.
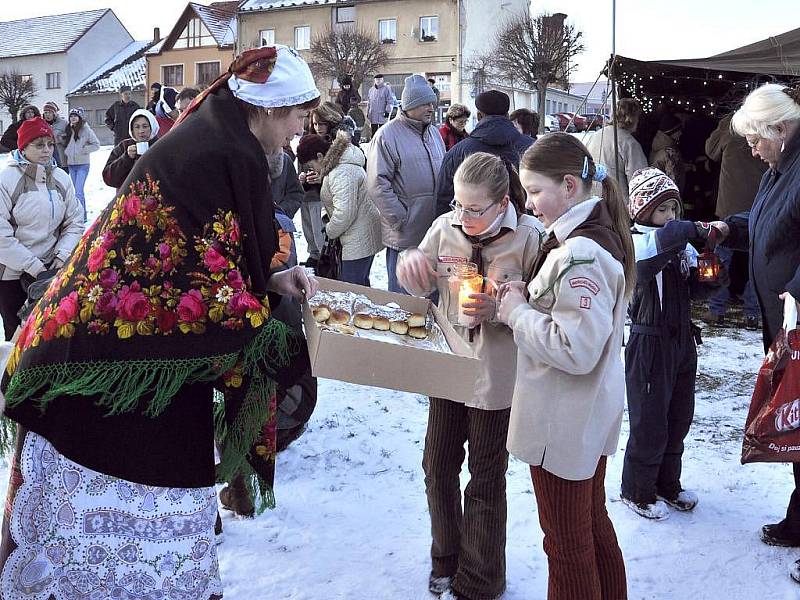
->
xmin=0 ymin=152 xmax=84 ymax=280
xmin=320 ymin=131 xmax=384 ymax=261
xmin=584 ymin=126 xmax=647 ymax=194
xmin=63 ymin=123 xmax=100 ymax=166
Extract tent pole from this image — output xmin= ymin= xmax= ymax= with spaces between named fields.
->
xmin=610 ymin=0 xmax=621 ymax=186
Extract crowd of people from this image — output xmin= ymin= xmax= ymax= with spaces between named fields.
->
xmin=0 ymin=40 xmax=799 ymax=599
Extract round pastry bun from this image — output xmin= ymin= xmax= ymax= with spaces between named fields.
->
xmin=354 ymin=313 xmax=374 ymax=329
xmin=328 ymin=309 xmax=350 ymax=325
xmin=389 ymin=320 xmax=409 ymax=335
xmin=408 ymin=326 xmax=428 ymax=339
xmin=330 ymin=323 xmax=356 ymax=335
xmin=372 ymin=316 xmax=390 ymax=331
xmin=408 ymin=313 xmax=426 ymax=328
xmin=312 ymin=305 xmax=331 ymax=322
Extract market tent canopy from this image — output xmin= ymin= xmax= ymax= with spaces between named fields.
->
xmin=613 ymin=26 xmax=800 ymax=115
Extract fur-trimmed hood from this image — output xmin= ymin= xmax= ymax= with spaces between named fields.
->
xmin=319 ymin=129 xmax=364 ymax=176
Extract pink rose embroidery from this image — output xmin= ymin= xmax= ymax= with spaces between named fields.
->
xmin=122 ymin=195 xmax=142 ymax=220
xmin=226 ymin=270 xmax=244 ymax=290
xmin=55 ymin=292 xmax=79 ymax=326
xmin=177 ymin=289 xmax=207 ymax=323
xmin=95 ymin=291 xmax=118 ymax=319
xmin=117 ymin=282 xmax=150 ymax=322
xmin=87 ymin=246 xmax=106 ymax=273
xmin=99 ymin=269 xmax=118 ymax=289
xmin=228 ymin=291 xmax=262 ymax=317
xmin=203 ymin=246 xmax=228 ymax=273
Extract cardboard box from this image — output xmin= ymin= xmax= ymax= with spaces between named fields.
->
xmin=302 ymin=277 xmax=480 ymax=402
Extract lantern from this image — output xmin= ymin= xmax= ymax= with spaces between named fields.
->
xmin=449 ymin=262 xmax=483 ymax=327
xmin=697 ymin=251 xmax=721 ymax=283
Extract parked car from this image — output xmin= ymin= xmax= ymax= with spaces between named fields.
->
xmin=582 ymin=113 xmax=607 ymax=131
xmin=564 ymin=112 xmax=589 ymax=132
xmin=544 ymin=114 xmax=560 ymax=132
xmin=554 ymin=113 xmax=579 ymax=133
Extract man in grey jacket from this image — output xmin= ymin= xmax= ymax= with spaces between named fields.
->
xmin=367 ymin=74 xmax=395 ymax=136
xmin=367 ymin=74 xmax=445 ymax=293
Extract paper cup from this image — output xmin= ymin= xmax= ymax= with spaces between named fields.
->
xmin=136 ymin=141 xmax=149 ymax=154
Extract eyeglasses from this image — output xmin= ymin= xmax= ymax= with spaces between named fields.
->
xmin=449 ymin=200 xmax=495 ymax=219
xmin=746 ymin=136 xmax=761 ymax=149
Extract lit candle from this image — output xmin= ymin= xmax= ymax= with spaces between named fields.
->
xmin=458 ymin=276 xmax=483 ymax=327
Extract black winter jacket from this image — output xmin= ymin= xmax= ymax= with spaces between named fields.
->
xmin=435 ymin=115 xmax=534 ymax=215
xmin=105 ymin=100 xmax=141 ymax=146
xmin=102 ymin=137 xmax=159 ymax=192
xmin=723 ymin=132 xmax=800 ymax=352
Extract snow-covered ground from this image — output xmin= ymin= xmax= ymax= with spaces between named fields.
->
xmin=2 ymin=147 xmax=800 ymax=599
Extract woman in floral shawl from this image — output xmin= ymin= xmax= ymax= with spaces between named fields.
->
xmin=0 ymin=45 xmax=320 ymax=600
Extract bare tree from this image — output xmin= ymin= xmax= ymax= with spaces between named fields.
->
xmin=308 ymin=25 xmax=391 ymax=93
xmin=491 ymin=12 xmax=584 ymax=133
xmin=0 ymin=71 xmax=37 ymax=123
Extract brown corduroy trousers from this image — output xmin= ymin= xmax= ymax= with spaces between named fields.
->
xmin=530 ymin=457 xmax=628 ymax=600
xmin=423 ymin=397 xmax=511 ymax=600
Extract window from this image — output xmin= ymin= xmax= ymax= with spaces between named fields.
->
xmin=162 ymin=64 xmax=184 ymax=87
xmin=95 ymin=109 xmax=105 ymax=125
xmin=20 ymin=74 xmax=32 ymax=84
xmin=379 ymin=18 xmax=396 ymax=44
xmin=259 ymin=29 xmax=275 ymax=46
xmin=546 ymin=100 xmax=551 ymax=113
xmin=420 ymin=16 xmax=438 ymax=42
xmin=196 ymin=61 xmax=220 ymax=86
xmin=173 ymin=17 xmax=215 ymax=48
xmin=45 ymin=72 xmax=61 ymax=89
xmin=336 ymin=6 xmax=355 ymax=23
xmin=294 ymin=26 xmax=311 ymax=50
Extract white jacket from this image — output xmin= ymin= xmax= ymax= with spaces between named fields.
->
xmin=584 ymin=126 xmax=647 ymax=193
xmin=63 ymin=123 xmax=100 ymax=166
xmin=506 ymin=197 xmax=627 ymax=480
xmin=320 ymin=132 xmax=384 ymax=261
xmin=0 ymin=152 xmax=84 ymax=280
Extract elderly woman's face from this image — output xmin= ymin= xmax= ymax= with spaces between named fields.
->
xmin=450 ymin=116 xmax=468 ymax=132
xmin=746 ymin=134 xmax=782 ymax=167
xmin=251 ymin=106 xmax=310 ymax=154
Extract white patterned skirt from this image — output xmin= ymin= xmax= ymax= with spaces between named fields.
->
xmin=0 ymin=431 xmax=224 ymax=600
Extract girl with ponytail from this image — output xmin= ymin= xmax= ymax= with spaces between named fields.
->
xmin=396 ymin=151 xmax=545 ymax=599
xmin=496 ymin=132 xmax=629 ymax=600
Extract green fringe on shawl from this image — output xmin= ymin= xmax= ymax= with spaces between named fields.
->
xmin=1 ymin=318 xmax=293 ymax=514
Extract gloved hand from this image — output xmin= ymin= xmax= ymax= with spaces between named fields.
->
xmin=694 ymin=221 xmax=725 ymax=248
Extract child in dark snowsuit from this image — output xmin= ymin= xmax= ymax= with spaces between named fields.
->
xmin=621 ymin=167 xmax=725 ymax=520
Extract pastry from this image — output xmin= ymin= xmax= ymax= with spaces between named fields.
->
xmin=389 ymin=319 xmax=409 ymax=335
xmin=354 ymin=313 xmax=374 ymax=329
xmin=408 ymin=313 xmax=426 ymax=328
xmin=312 ymin=305 xmax=331 ymax=322
xmin=372 ymin=316 xmax=390 ymax=331
xmin=329 ymin=323 xmax=356 ymax=335
xmin=408 ymin=326 xmax=428 ymax=339
xmin=328 ymin=309 xmax=350 ymax=325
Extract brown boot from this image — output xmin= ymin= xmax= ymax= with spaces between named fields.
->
xmin=219 ymin=474 xmax=255 ymax=518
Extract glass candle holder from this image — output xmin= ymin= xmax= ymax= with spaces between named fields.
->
xmin=450 ymin=262 xmax=483 ymax=327
xmin=697 ymin=251 xmax=720 ymax=283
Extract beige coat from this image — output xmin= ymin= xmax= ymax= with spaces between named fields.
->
xmin=0 ymin=152 xmax=84 ymax=280
xmin=320 ymin=132 xmax=384 ymax=261
xmin=506 ymin=197 xmax=626 ymax=480
xmin=584 ymin=126 xmax=647 ymax=193
xmin=400 ymin=208 xmax=544 ymax=410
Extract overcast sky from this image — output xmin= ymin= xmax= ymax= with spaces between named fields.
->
xmin=4 ymin=0 xmax=799 ymax=82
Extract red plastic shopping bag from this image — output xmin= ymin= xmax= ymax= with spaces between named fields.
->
xmin=742 ymin=296 xmax=800 ymax=464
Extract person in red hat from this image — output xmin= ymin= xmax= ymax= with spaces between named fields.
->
xmin=0 ymin=116 xmax=83 ymax=339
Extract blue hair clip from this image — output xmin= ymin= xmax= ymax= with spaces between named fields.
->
xmin=581 ymin=156 xmax=590 ymax=179
xmin=593 ymin=163 xmax=608 ymax=182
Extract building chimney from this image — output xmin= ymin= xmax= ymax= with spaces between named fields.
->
xmin=153 ymin=27 xmax=161 ymax=42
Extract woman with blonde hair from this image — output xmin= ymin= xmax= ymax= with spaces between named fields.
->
xmin=439 ymin=103 xmax=471 ymax=151
xmin=585 ymin=97 xmax=647 ymax=193
xmin=398 ymin=152 xmax=543 ymax=599
xmin=713 ymin=83 xmax=800 ymax=582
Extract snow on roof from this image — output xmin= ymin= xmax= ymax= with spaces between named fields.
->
xmin=0 ymin=9 xmax=109 ymax=59
xmin=68 ymin=40 xmax=155 ymax=96
xmin=240 ymin=0 xmax=340 ymax=11
xmin=146 ymin=38 xmax=168 ymax=56
xmin=192 ymin=2 xmax=239 ymax=47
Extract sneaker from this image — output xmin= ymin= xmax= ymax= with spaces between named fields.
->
xmin=745 ymin=316 xmax=760 ymax=331
xmin=761 ymin=522 xmax=800 ymax=547
xmin=790 ymin=559 xmax=800 ymax=583
xmin=658 ymin=490 xmax=698 ymax=512
xmin=620 ymin=495 xmax=670 ymax=520
xmin=429 ymin=574 xmax=452 ymax=595
xmin=701 ymin=309 xmax=725 ymax=327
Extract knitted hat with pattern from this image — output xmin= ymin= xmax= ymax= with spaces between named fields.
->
xmin=628 ymin=167 xmax=682 ymax=223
